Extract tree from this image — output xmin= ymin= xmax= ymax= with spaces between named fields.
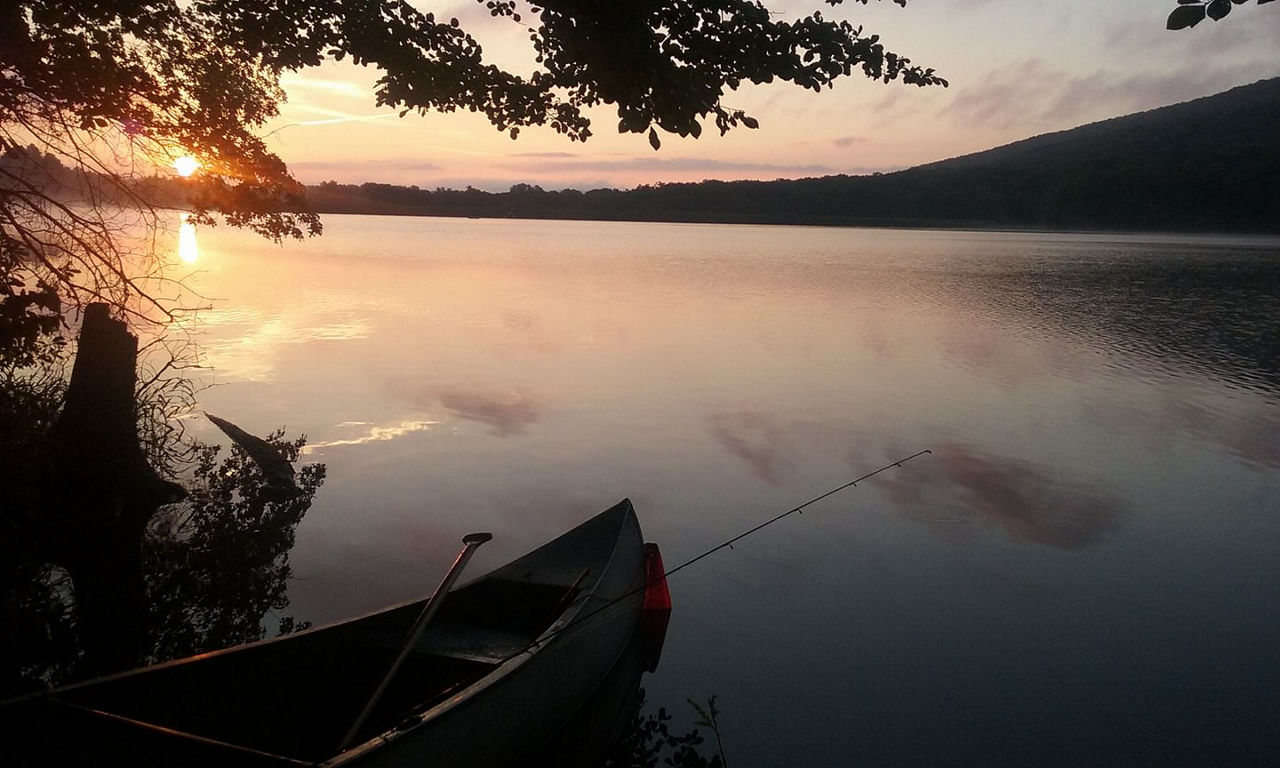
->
xmin=1167 ymin=0 xmax=1275 ymax=29
xmin=2 ymin=0 xmax=944 ymax=334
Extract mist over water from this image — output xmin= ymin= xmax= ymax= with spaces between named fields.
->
xmin=181 ymin=217 xmax=1280 ymax=766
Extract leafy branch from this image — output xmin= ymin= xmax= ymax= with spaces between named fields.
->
xmin=1167 ymin=0 xmax=1275 ymax=30
xmin=689 ymin=695 xmax=728 ymax=768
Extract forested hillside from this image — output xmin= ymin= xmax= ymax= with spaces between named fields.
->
xmin=307 ymin=77 xmax=1280 ymax=233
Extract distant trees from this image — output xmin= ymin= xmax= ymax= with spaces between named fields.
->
xmin=296 ymin=78 xmax=1280 ymax=233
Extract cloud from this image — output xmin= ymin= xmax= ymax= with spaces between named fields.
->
xmin=939 ymin=58 xmax=1270 ymax=132
xmin=267 ymin=103 xmax=402 ymax=139
xmin=502 ymin=154 xmax=837 ymax=176
xmin=194 ymin=305 xmax=372 ymax=382
xmin=702 ymin=409 xmax=1121 ymax=550
xmin=1100 ymin=4 xmax=1280 ymax=53
xmin=288 ymin=159 xmax=444 ymax=182
xmin=280 ymin=75 xmax=371 ymax=99
xmin=285 ymin=108 xmax=400 ymax=128
xmin=831 ymin=136 xmax=867 ymax=148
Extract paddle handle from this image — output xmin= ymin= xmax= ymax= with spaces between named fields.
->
xmin=337 ymin=532 xmax=493 ymax=753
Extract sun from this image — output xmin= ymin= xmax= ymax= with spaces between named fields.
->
xmin=172 ymin=155 xmax=200 ymax=177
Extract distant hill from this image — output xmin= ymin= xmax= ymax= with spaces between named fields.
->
xmin=314 ymin=76 xmax=1277 ymax=233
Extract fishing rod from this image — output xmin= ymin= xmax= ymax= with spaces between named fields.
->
xmin=661 ymin=448 xmax=933 ymax=581
xmin=510 ymin=448 xmax=934 ymax=654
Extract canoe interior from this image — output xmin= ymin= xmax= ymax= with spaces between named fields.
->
xmin=8 ymin=501 xmax=640 ymax=765
xmin=54 ymin=578 xmax=573 ymax=761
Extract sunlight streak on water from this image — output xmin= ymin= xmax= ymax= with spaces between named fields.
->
xmin=178 ymin=212 xmax=198 ymax=263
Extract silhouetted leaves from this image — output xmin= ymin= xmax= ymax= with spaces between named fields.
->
xmin=1168 ymin=4 xmax=1207 ymax=27
xmin=605 ymin=690 xmax=724 ymax=768
xmin=1207 ymin=0 xmax=1233 ymax=19
xmin=0 ymin=274 xmax=63 ymax=368
xmin=1168 ymin=0 xmax=1274 ymax=28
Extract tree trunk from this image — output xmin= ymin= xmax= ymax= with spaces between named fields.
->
xmin=41 ymin=304 xmax=184 ymax=674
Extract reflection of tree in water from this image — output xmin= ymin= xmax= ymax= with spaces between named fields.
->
xmin=603 ymin=690 xmax=725 ymax=768
xmin=2 ymin=436 xmax=324 ymax=694
xmin=145 ymin=432 xmax=325 ymax=663
xmin=0 ymin=306 xmax=324 ymax=697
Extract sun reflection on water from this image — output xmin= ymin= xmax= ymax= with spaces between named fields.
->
xmin=178 ymin=213 xmax=199 ymax=264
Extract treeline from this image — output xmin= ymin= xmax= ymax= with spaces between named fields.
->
xmin=1 ymin=144 xmax=191 ymax=211
xmin=7 ymin=78 xmax=1277 ymax=234
xmin=307 ymin=77 xmax=1280 ymax=234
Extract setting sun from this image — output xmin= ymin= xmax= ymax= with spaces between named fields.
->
xmin=172 ymin=155 xmax=200 ymax=177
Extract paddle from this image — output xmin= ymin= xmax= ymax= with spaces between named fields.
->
xmin=337 ymin=532 xmax=494 ymax=753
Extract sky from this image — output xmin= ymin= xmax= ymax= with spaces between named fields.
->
xmin=259 ymin=0 xmax=1280 ymax=192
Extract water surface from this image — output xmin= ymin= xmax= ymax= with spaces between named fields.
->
xmin=178 ymin=217 xmax=1280 ymax=766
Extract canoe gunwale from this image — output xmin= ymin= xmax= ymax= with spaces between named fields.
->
xmin=44 ymin=698 xmax=313 ymax=766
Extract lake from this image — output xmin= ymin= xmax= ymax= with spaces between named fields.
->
xmin=173 ymin=216 xmax=1279 ymax=766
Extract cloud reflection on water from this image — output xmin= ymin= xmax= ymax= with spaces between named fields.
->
xmin=301 ymin=419 xmax=439 ymax=454
xmin=391 ymin=382 xmax=544 ymax=437
xmin=1082 ymin=388 xmax=1280 ymax=472
xmin=872 ymin=443 xmax=1122 ymax=549
xmin=193 ymin=308 xmax=373 ymax=382
xmin=707 ymin=410 xmax=796 ymax=484
xmin=703 ymin=409 xmax=1121 ymax=551
xmin=437 ymin=387 xmax=542 ymax=436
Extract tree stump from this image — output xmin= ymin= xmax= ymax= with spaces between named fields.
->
xmin=41 ymin=304 xmax=185 ymax=674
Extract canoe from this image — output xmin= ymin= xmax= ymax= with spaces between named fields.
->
xmin=2 ymin=499 xmax=670 ymax=767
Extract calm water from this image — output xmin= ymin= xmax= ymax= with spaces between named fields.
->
xmin=173 ymin=217 xmax=1279 ymax=766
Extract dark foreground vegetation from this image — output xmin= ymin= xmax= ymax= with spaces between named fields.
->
xmin=305 ymin=77 xmax=1280 ymax=234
